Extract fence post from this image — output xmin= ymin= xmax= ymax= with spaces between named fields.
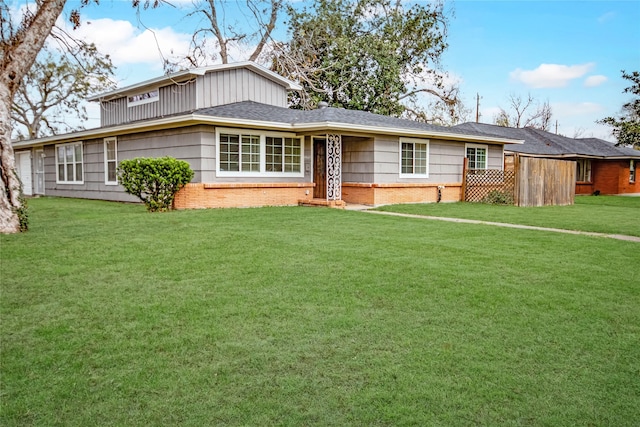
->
xmin=513 ymin=154 xmax=520 ymax=206
xmin=461 ymin=157 xmax=468 ymax=202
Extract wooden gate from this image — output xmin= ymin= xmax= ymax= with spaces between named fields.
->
xmin=463 ymin=156 xmax=575 ymax=206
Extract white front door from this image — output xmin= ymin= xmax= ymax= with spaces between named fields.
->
xmin=15 ymin=151 xmax=33 ymax=196
xmin=35 ymin=149 xmax=45 ymax=195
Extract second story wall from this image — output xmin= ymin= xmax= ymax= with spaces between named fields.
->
xmin=98 ymin=67 xmax=290 ymax=127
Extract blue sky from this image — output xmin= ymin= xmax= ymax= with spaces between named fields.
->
xmin=18 ymin=0 xmax=640 ymax=140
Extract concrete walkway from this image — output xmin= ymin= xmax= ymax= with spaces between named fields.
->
xmin=358 ymin=209 xmax=640 ymax=242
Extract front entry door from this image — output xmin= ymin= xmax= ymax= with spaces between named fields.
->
xmin=313 ymin=138 xmax=326 ymax=199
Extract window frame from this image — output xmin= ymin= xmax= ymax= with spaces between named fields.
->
xmin=398 ymin=137 xmax=429 ymax=178
xmin=465 ymin=143 xmax=488 ymax=170
xmin=576 ymin=159 xmax=592 ymax=183
xmin=127 ymin=89 xmax=159 ymax=107
xmin=630 ymin=160 xmax=636 ymax=183
xmin=55 ymin=142 xmax=84 ymax=184
xmin=215 ymin=128 xmax=304 ymax=178
xmin=104 ymin=137 xmax=118 ymax=185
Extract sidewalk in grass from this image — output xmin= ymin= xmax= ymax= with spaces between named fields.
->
xmin=352 ymin=208 xmax=640 ymax=242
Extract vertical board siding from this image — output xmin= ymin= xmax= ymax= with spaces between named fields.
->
xmin=517 ymin=157 xmax=575 ymax=206
xmin=99 ymin=68 xmax=289 ymax=126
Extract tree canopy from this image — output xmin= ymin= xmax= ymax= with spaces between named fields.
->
xmin=598 ymin=71 xmax=640 ymax=149
xmin=271 ymin=0 xmax=459 ymax=122
xmin=11 ymin=43 xmax=115 ymax=140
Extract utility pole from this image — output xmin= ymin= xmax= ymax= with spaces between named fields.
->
xmin=475 ymin=93 xmax=481 ymax=123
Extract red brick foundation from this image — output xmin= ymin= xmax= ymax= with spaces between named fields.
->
xmin=342 ymin=183 xmax=462 ymax=205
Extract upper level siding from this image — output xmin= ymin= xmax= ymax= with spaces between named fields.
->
xmin=99 ymin=68 xmax=288 ymax=127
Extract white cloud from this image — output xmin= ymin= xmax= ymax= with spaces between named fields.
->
xmin=510 ymin=63 xmax=595 ymax=88
xmin=597 ymin=11 xmax=616 ymax=23
xmin=584 ymin=75 xmax=607 ymax=87
xmin=58 ymin=16 xmax=192 ymax=69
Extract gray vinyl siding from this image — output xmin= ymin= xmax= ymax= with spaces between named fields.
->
xmin=362 ymin=137 xmax=504 ymax=184
xmin=99 ymin=69 xmax=287 ymax=127
xmin=197 ymin=68 xmax=288 ymax=109
xmin=342 ymin=136 xmax=375 ymax=182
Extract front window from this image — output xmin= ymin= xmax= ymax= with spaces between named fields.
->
xmin=631 ymin=160 xmax=636 ymax=183
xmin=104 ymin=137 xmax=118 ymax=184
xmin=217 ymin=129 xmax=303 ymax=177
xmin=576 ymin=159 xmax=592 ymax=182
xmin=466 ymin=144 xmax=488 ymax=170
xmin=56 ymin=142 xmax=83 ymax=184
xmin=400 ymin=138 xmax=429 ymax=177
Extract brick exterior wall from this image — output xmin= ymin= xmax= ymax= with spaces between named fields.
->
xmin=342 ymin=183 xmax=462 ymax=205
xmin=582 ymin=160 xmax=640 ymax=195
xmin=174 ymin=182 xmax=314 ymax=209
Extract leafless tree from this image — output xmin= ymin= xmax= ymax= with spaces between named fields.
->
xmin=494 ymin=93 xmax=553 ymax=130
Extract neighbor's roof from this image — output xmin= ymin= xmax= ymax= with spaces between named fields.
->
xmin=454 ymin=122 xmax=640 ymax=159
xmin=87 ymin=62 xmax=303 ymax=102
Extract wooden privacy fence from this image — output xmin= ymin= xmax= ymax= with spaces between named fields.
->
xmin=463 ymin=156 xmax=575 ymax=207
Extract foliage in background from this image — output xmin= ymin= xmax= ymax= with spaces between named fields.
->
xmin=598 ymin=70 xmax=640 ymax=149
xmin=271 ymin=0 xmax=462 ymax=123
xmin=118 ymin=157 xmax=194 ymax=212
xmin=11 ymin=44 xmax=116 ymax=140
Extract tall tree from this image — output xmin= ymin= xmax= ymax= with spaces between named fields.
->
xmin=270 ymin=0 xmax=458 ymax=120
xmin=494 ymin=93 xmax=553 ymax=130
xmin=598 ymin=70 xmax=640 ymax=149
xmin=11 ymin=44 xmax=115 ymax=140
xmin=164 ymin=0 xmax=281 ymax=71
xmin=1 ymin=0 xmax=155 ymax=233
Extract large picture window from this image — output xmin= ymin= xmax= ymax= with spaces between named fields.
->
xmin=576 ymin=159 xmax=592 ymax=182
xmin=466 ymin=144 xmax=488 ymax=170
xmin=216 ymin=129 xmax=303 ymax=177
xmin=399 ymin=138 xmax=429 ymax=177
xmin=56 ymin=142 xmax=83 ymax=184
xmin=104 ymin=137 xmax=118 ymax=185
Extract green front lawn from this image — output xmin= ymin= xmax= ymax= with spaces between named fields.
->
xmin=1 ymin=197 xmax=639 ymax=426
xmin=376 ymin=195 xmax=640 ymax=237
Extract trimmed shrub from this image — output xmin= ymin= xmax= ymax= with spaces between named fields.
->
xmin=118 ymin=157 xmax=194 ymax=212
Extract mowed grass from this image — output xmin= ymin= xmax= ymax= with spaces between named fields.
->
xmin=376 ymin=195 xmax=640 ymax=237
xmin=1 ymin=197 xmax=639 ymax=426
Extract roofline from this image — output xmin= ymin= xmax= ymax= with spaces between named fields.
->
xmin=505 ymin=150 xmax=640 ymax=160
xmin=87 ymin=62 xmax=302 ymax=102
xmin=13 ymin=113 xmax=524 ymax=148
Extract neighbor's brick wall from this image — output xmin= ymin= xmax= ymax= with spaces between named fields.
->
xmin=342 ymin=183 xmax=462 ymax=205
xmin=589 ymin=160 xmax=640 ymax=194
xmin=174 ymin=182 xmax=314 ymax=209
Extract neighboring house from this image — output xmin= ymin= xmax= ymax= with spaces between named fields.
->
xmin=455 ymin=122 xmax=640 ymax=195
xmin=11 ymin=62 xmax=522 ymax=208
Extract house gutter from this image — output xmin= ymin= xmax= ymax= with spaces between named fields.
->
xmin=13 ymin=113 xmax=524 ymax=149
xmin=505 ymin=150 xmax=640 ymax=160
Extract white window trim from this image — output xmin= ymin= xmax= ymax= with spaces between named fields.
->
xmin=630 ymin=160 xmax=636 ymax=183
xmin=215 ymin=128 xmax=304 ymax=178
xmin=576 ymin=159 xmax=592 ymax=182
xmin=399 ymin=137 xmax=430 ymax=178
xmin=127 ymin=89 xmax=159 ymax=107
xmin=465 ymin=143 xmax=489 ymax=170
xmin=55 ymin=142 xmax=84 ymax=184
xmin=104 ymin=137 xmax=118 ymax=185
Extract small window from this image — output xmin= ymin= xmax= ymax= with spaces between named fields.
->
xmin=631 ymin=160 xmax=636 ymax=183
xmin=127 ymin=89 xmax=159 ymax=107
xmin=466 ymin=144 xmax=488 ymax=170
xmin=104 ymin=137 xmax=118 ymax=185
xmin=399 ymin=138 xmax=429 ymax=177
xmin=56 ymin=142 xmax=83 ymax=184
xmin=576 ymin=159 xmax=592 ymax=182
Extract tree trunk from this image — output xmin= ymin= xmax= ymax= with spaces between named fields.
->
xmin=0 ymin=0 xmax=67 ymax=233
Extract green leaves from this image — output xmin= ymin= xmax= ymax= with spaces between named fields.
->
xmin=598 ymin=71 xmax=640 ymax=149
xmin=272 ymin=0 xmax=453 ymax=119
xmin=118 ymin=157 xmax=194 ymax=212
